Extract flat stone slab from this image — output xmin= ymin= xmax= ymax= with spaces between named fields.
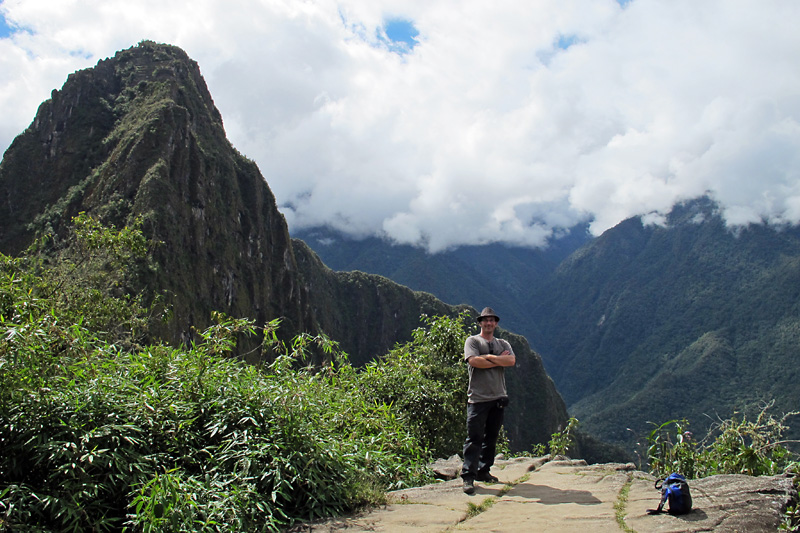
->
xmin=291 ymin=457 xmax=797 ymax=532
xmin=626 ymin=472 xmax=797 ymax=532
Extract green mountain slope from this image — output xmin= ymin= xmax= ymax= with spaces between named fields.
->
xmin=0 ymin=41 xmax=568 ymax=451
xmin=530 ymin=198 xmax=800 ymax=443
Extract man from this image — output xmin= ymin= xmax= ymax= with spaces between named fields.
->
xmin=461 ymin=307 xmax=515 ymax=495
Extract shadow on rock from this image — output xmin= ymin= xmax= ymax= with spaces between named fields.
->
xmin=471 ymin=485 xmax=505 ymax=496
xmin=510 ymin=483 xmax=602 ymax=505
xmin=679 ymin=508 xmax=709 ymax=522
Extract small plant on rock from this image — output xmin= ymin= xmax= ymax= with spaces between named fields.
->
xmin=549 ymin=418 xmax=579 ymax=457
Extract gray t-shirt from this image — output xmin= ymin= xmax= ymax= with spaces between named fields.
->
xmin=464 ymin=334 xmax=514 ymax=403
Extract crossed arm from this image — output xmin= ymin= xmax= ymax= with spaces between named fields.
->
xmin=467 ymin=351 xmax=516 ymax=368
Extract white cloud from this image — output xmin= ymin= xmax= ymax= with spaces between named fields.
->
xmin=1 ymin=0 xmax=799 ymax=252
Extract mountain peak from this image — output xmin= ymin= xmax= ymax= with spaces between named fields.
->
xmin=0 ymin=41 xmax=303 ymax=346
xmin=0 ymin=41 xmax=227 ymax=251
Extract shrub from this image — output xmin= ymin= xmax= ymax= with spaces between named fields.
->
xmin=357 ymin=312 xmax=471 ymax=458
xmin=0 ymin=310 xmax=435 ymax=531
xmin=548 ymin=418 xmax=579 ymax=456
xmin=0 ymin=217 xmax=451 ymax=531
xmin=646 ymin=403 xmax=799 ymax=479
xmin=11 ymin=212 xmax=158 ymax=349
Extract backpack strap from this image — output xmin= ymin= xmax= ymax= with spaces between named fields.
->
xmin=656 ymin=488 xmax=668 ymax=513
xmin=646 ymin=478 xmax=668 ymax=515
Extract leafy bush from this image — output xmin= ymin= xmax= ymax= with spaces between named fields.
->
xmin=0 ymin=216 xmax=469 ymax=531
xmin=646 ymin=403 xmax=799 ymax=480
xmin=358 ymin=312 xmax=471 ymax=458
xmin=0 ymin=299 xmax=434 ymax=530
xmin=10 ymin=212 xmax=157 ymax=349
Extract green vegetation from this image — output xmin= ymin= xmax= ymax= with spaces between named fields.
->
xmin=526 ymin=417 xmax=580 ymax=457
xmin=529 ymin=199 xmax=800 ymax=447
xmin=358 ymin=312 xmax=471 ymax=459
xmin=645 ymin=403 xmax=799 ymax=480
xmin=782 ymin=491 xmax=800 ymax=532
xmin=547 ymin=417 xmax=579 ymax=456
xmin=0 ymin=216 xmax=476 ymax=531
xmin=614 ymin=477 xmax=635 ymax=533
xmin=645 ymin=406 xmax=800 ymax=531
xmin=465 ymin=497 xmax=496 ymax=518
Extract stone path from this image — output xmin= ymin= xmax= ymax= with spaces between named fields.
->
xmin=291 ymin=457 xmax=797 ymax=532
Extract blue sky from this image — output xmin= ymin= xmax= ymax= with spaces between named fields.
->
xmin=383 ymin=18 xmax=418 ymax=52
xmin=0 ymin=13 xmax=12 ymax=38
xmin=1 ymin=0 xmax=799 ymax=252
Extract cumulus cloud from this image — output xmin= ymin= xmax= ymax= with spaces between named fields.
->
xmin=1 ymin=0 xmax=799 ymax=252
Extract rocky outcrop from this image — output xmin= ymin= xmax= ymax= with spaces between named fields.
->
xmin=295 ymin=457 xmax=798 ymax=532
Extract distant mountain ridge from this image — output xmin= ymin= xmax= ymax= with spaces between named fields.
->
xmin=0 ymin=41 xmax=568 ymax=450
xmin=293 ymin=224 xmax=591 ymax=344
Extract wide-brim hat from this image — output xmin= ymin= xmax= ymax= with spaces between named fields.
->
xmin=477 ymin=307 xmax=500 ymax=322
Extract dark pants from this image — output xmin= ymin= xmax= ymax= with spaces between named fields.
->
xmin=461 ymin=400 xmax=505 ymax=480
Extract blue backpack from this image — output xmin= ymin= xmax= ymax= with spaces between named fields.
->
xmin=648 ymin=473 xmax=692 ymax=515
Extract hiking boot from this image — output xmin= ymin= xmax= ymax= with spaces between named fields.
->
xmin=475 ymin=472 xmax=499 ymax=483
xmin=462 ymin=478 xmax=475 ymax=494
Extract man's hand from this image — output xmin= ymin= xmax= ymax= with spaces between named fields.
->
xmin=468 ymin=351 xmax=515 ymax=368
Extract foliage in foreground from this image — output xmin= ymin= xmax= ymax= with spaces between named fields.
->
xmin=359 ymin=312 xmax=471 ymax=459
xmin=645 ymin=403 xmax=799 ymax=480
xmin=0 ymin=314 xmax=431 ymax=531
xmin=0 ymin=215 xmax=473 ymax=532
xmin=646 ymin=406 xmax=800 ymax=531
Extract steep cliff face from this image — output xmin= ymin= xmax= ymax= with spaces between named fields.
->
xmin=292 ymin=239 xmax=456 ymax=365
xmin=0 ymin=41 xmax=569 ymax=449
xmin=0 ymin=42 xmax=312 ymax=346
